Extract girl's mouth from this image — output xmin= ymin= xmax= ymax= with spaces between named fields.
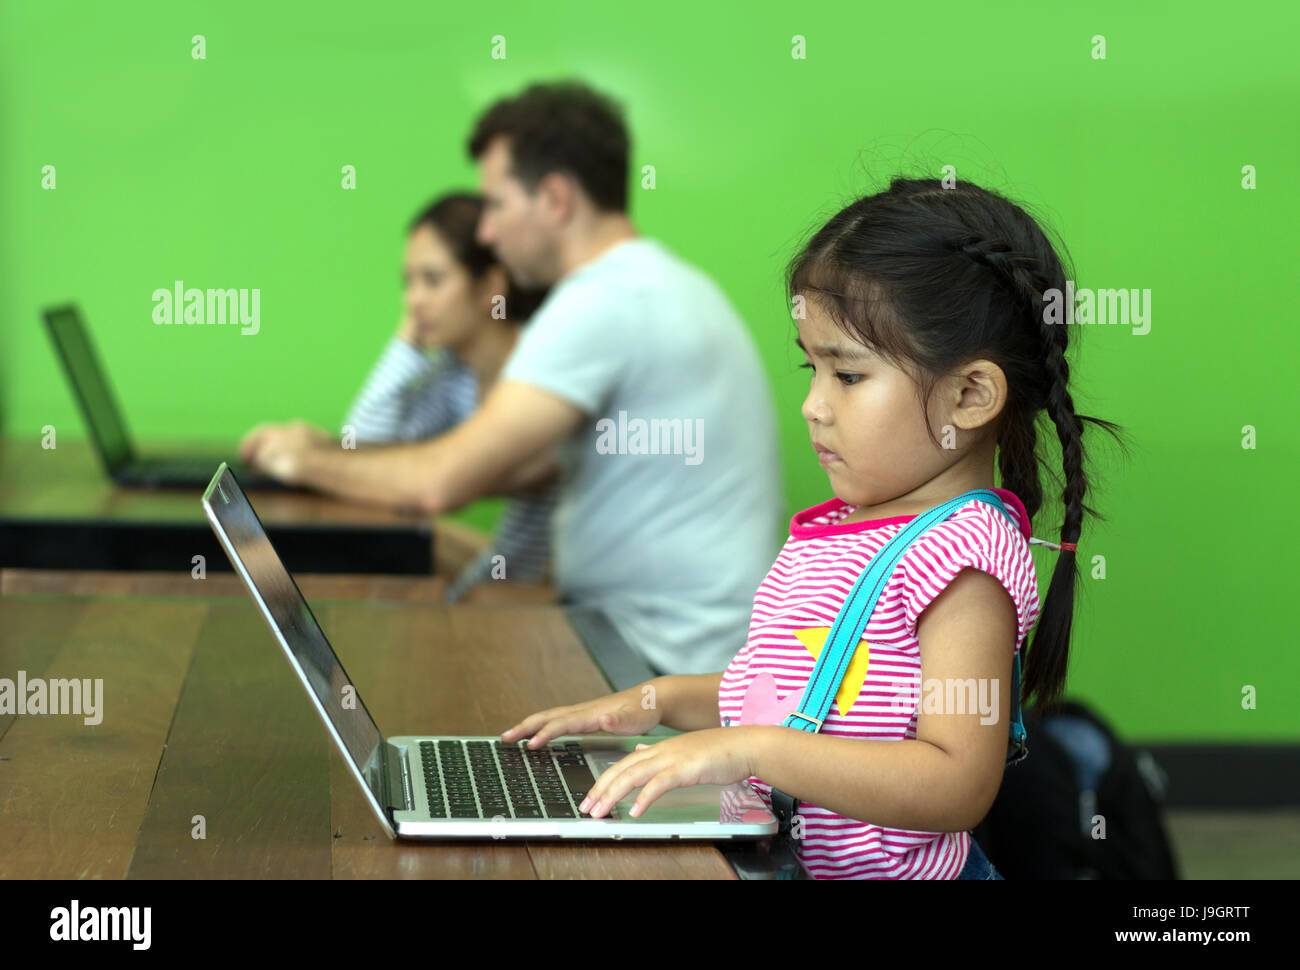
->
xmin=814 ymin=444 xmax=842 ymax=467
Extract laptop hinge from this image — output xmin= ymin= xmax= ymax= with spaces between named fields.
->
xmin=382 ymin=742 xmax=413 ymax=813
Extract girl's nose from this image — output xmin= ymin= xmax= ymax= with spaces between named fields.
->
xmin=802 ymin=392 xmax=831 ymax=424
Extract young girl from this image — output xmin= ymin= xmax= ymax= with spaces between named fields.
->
xmin=501 ymin=176 xmax=1119 ymax=879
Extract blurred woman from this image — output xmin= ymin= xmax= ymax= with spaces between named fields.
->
xmin=345 ymin=193 xmax=555 ymax=602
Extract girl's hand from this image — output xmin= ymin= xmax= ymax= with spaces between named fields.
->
xmin=580 ymin=728 xmax=757 ymax=819
xmin=501 ymin=686 xmax=662 ymax=749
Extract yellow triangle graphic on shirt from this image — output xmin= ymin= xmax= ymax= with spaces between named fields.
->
xmin=793 ymin=627 xmax=870 ymax=718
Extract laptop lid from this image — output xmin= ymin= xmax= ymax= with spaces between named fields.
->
xmin=42 ymin=304 xmax=136 ymax=472
xmin=200 ymin=462 xmax=396 ymax=837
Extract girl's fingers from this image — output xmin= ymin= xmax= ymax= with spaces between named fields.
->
xmin=524 ymin=726 xmax=560 ymax=748
xmin=500 ymin=712 xmax=550 ymax=739
xmin=502 ymin=698 xmax=639 ymax=749
xmin=500 ymin=709 xmax=564 ymax=742
xmin=504 ymin=709 xmax=597 ymax=748
xmin=628 ymin=768 xmax=684 ymax=818
xmin=521 ymin=719 xmax=569 ymax=747
xmin=581 ymin=748 xmax=657 ymax=817
xmin=528 ymin=713 xmax=601 ymax=746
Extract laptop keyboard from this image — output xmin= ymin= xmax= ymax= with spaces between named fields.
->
xmin=419 ymin=739 xmax=600 ymax=820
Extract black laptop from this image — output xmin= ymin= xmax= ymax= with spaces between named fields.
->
xmin=43 ymin=304 xmax=286 ymax=489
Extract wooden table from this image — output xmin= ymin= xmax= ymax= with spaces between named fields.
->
xmin=0 ymin=438 xmax=433 ymax=574
xmin=0 ymin=573 xmax=737 ymax=879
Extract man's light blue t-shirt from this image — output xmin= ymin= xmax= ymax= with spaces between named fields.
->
xmin=502 ymin=237 xmax=784 ymax=675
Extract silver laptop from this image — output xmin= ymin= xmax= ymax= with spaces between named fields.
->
xmin=200 ymin=462 xmax=778 ymax=840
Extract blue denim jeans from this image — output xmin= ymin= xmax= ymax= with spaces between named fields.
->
xmin=955 ymin=836 xmax=1003 ymax=880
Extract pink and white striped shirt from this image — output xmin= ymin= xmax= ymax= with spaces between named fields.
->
xmin=718 ymin=489 xmax=1040 ymax=879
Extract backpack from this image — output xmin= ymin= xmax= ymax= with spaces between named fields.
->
xmin=971 ymin=699 xmax=1180 ymax=879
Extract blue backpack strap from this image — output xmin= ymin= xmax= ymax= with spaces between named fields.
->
xmin=1008 ymin=649 xmax=1028 ymax=766
xmin=976 ymin=496 xmax=1029 ymax=766
xmin=769 ymin=489 xmax=1028 ymax=833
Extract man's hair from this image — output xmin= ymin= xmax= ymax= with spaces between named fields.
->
xmin=467 ymin=79 xmax=629 ymax=213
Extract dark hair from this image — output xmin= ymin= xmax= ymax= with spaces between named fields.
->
xmin=786 ymin=176 xmax=1124 ymax=712
xmin=408 ymin=193 xmax=547 ymax=322
xmin=466 ymin=79 xmax=629 ymax=212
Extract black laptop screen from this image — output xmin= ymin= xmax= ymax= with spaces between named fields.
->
xmin=43 ymin=306 xmax=135 ymax=470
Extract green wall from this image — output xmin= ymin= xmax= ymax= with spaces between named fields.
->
xmin=3 ymin=1 xmax=1296 ymax=741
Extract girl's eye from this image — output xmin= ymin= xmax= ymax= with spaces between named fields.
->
xmin=800 ymin=363 xmax=861 ymax=386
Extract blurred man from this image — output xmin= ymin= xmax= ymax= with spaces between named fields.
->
xmin=241 ymin=80 xmax=782 ymax=674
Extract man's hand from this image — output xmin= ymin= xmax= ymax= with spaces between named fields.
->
xmin=238 ymin=420 xmax=334 ymax=485
xmin=233 ymin=382 xmax=582 ymax=512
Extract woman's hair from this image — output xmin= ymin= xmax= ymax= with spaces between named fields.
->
xmin=407 ymin=193 xmax=548 ymax=322
xmin=786 ymin=176 xmax=1123 ymax=711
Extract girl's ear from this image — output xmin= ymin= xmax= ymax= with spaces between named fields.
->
xmin=949 ymin=358 xmax=1008 ymax=432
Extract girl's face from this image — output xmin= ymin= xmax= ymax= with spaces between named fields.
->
xmin=797 ymin=300 xmax=962 ymax=514
xmin=402 ymin=224 xmax=492 ymax=351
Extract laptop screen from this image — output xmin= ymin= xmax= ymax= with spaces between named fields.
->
xmin=201 ymin=464 xmax=387 ymax=805
xmin=42 ymin=305 xmax=136 ymax=471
